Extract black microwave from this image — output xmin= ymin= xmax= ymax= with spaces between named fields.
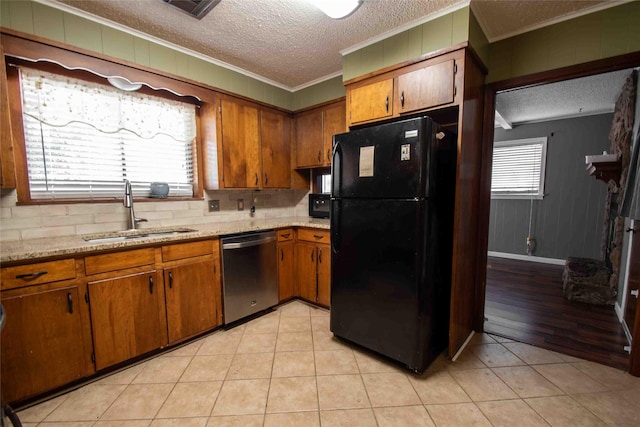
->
xmin=309 ymin=193 xmax=330 ymax=218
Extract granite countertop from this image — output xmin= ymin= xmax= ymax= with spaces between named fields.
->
xmin=0 ymin=216 xmax=330 ymax=264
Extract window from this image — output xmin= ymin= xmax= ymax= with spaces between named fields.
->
xmin=491 ymin=137 xmax=547 ymax=198
xmin=19 ymin=67 xmax=197 ymax=200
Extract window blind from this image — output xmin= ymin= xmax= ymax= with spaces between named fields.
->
xmin=491 ymin=137 xmax=547 ymax=197
xmin=19 ymin=67 xmax=196 ymax=200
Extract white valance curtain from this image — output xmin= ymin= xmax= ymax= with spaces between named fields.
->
xmin=20 ymin=67 xmax=196 ymax=142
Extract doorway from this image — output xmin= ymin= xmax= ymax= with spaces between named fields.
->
xmin=476 ymin=56 xmax=640 ymax=372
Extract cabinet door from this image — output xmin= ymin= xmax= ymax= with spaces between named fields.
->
xmin=165 ymin=260 xmax=219 ymax=343
xmin=0 ymin=45 xmax=16 ymax=189
xmin=296 ymin=242 xmax=318 ymax=302
xmin=394 ymin=60 xmax=455 ymax=114
xmin=323 ymin=102 xmax=346 ymax=166
xmin=348 ymin=79 xmax=393 ymax=125
xmin=220 ymin=99 xmax=261 ymax=188
xmin=316 ymin=244 xmax=331 ymax=307
xmin=261 ymin=110 xmax=291 ymax=188
xmin=295 ymin=110 xmax=323 ymax=168
xmin=88 ymin=271 xmax=165 ymax=370
xmin=1 ymin=285 xmax=91 ymax=403
xmin=278 ymin=240 xmax=295 ymax=301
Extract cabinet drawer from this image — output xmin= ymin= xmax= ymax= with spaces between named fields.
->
xmin=297 ymin=228 xmax=330 ymax=243
xmin=277 ymin=228 xmax=294 ymax=242
xmin=162 ymin=240 xmax=213 ymax=262
xmin=1 ymin=258 xmax=76 ymax=290
xmin=85 ymin=248 xmax=155 ymax=275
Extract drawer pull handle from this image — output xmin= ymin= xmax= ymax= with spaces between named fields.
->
xmin=311 ymin=251 xmax=315 ymax=262
xmin=16 ymin=270 xmax=48 ymax=280
xmin=67 ymin=292 xmax=73 ymax=314
xmin=385 ymin=96 xmax=389 ymax=112
xmin=313 ymin=234 xmax=324 ymax=240
xmin=327 ymin=148 xmax=331 ymax=163
xmin=317 ymin=150 xmax=322 ymax=162
xmin=400 ymin=91 xmax=405 ymax=108
xmin=318 ymin=248 xmax=323 ymax=263
xmin=281 ymin=248 xmax=284 ymax=261
xmin=168 ymin=272 xmax=173 ymax=289
xmin=281 ymin=233 xmax=291 ymax=238
xmin=265 ymin=173 xmax=269 ymax=186
xmin=149 ymin=276 xmax=154 ymax=294
xmin=255 ymin=173 xmax=259 ymax=186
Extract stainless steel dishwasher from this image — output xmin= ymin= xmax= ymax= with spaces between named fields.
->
xmin=221 ymin=230 xmax=278 ymax=324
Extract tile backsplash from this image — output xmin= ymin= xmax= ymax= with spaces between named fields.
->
xmin=0 ymin=189 xmax=311 ymax=242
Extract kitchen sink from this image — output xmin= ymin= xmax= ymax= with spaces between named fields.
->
xmin=83 ymin=228 xmax=197 ymax=243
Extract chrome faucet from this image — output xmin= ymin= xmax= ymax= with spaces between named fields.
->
xmin=123 ymin=179 xmax=147 ymax=230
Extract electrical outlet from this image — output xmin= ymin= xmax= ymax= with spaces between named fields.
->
xmin=208 ymin=200 xmax=220 ymax=212
xmin=237 ymin=199 xmax=244 ymax=211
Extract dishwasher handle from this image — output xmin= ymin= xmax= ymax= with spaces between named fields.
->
xmin=222 ymin=235 xmax=277 ymax=250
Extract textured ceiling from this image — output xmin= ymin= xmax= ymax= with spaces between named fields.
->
xmin=471 ymin=0 xmax=607 ymax=42
xmin=48 ymin=0 xmax=615 ymax=89
xmin=496 ymin=69 xmax=634 ymax=127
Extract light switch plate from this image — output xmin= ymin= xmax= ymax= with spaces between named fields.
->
xmin=208 ymin=200 xmax=220 ymax=212
xmin=237 ymin=199 xmax=244 ymax=211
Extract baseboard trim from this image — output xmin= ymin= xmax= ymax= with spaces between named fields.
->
xmin=451 ymin=331 xmax=475 ymax=362
xmin=488 ymin=251 xmax=566 ymax=266
xmin=615 ymin=301 xmax=625 ymax=323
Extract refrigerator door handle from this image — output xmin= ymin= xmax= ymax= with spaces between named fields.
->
xmin=331 ymin=199 xmax=341 ymax=254
xmin=331 ymin=139 xmax=342 ymax=197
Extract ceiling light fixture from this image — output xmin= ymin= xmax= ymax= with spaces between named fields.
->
xmin=311 ymin=0 xmax=363 ymax=19
xmin=107 ymin=76 xmax=143 ymax=92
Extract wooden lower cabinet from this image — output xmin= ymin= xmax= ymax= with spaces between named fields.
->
xmin=1 ymin=283 xmax=93 ymax=403
xmin=277 ymin=228 xmax=295 ymax=301
xmin=164 ymin=259 xmax=219 ymax=343
xmin=88 ymin=270 xmax=166 ymax=370
xmin=296 ymin=241 xmax=317 ymax=303
xmin=316 ymin=244 xmax=331 ymax=307
xmin=295 ymin=239 xmax=331 ymax=308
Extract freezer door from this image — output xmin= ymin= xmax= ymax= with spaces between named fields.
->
xmin=331 ymin=116 xmax=434 ymax=199
xmin=330 ymin=198 xmax=449 ymax=371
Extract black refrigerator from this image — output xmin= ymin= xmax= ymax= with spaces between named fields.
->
xmin=330 ymin=116 xmax=456 ymax=373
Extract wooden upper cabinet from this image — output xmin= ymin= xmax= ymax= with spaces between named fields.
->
xmin=1 ymin=46 xmax=16 ymax=189
xmin=322 ymin=101 xmax=346 ymax=166
xmin=295 ymin=110 xmax=324 ymax=168
xmin=294 ymin=100 xmax=346 ymax=168
xmin=348 ymin=79 xmax=393 ymax=125
xmin=220 ymin=98 xmax=261 ymax=189
xmin=261 ymin=109 xmax=291 ymax=188
xmin=394 ymin=59 xmax=455 ymax=114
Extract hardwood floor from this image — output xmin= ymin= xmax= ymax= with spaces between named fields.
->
xmin=483 ymin=256 xmax=630 ymax=370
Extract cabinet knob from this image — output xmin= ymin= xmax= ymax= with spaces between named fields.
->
xmin=385 ymin=96 xmax=389 ymax=112
xmin=168 ymin=271 xmax=173 ymax=289
xmin=149 ymin=276 xmax=154 ymax=294
xmin=400 ymin=91 xmax=405 ymax=108
xmin=626 ymin=227 xmax=638 ymax=233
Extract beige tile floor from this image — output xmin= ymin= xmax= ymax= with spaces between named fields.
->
xmin=14 ymin=300 xmax=640 ymax=427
